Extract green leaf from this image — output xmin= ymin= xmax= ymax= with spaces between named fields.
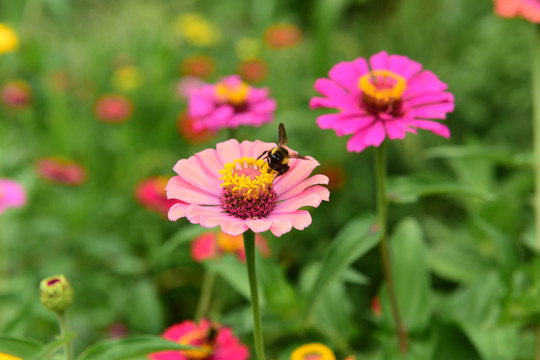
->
xmin=30 ymin=332 xmax=76 ymax=360
xmin=387 ymin=175 xmax=492 ymax=204
xmin=128 ymin=279 xmax=164 ymax=333
xmin=76 ymin=335 xmax=196 ymax=360
xmin=205 ymin=255 xmax=253 ymax=303
xmin=0 ymin=336 xmax=42 ymax=358
xmin=380 ymin=218 xmax=431 ymax=333
xmin=426 ymin=145 xmax=532 ymax=167
xmin=306 ymin=215 xmax=380 ymax=315
xmin=257 ymin=253 xmax=298 ymax=313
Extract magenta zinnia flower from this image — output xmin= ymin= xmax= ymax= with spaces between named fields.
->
xmin=36 ymin=157 xmax=86 ymax=186
xmin=135 ymin=176 xmax=182 ymax=217
xmin=310 ymin=51 xmax=454 ymax=152
xmin=187 ymin=75 xmax=276 ymax=132
xmin=0 ymin=179 xmax=26 ymax=215
xmin=148 ymin=319 xmax=249 ymax=360
xmin=166 ymin=139 xmax=329 ymax=236
xmin=493 ymin=0 xmax=540 ymax=22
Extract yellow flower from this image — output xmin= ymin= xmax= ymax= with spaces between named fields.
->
xmin=291 ymin=343 xmax=336 ymax=360
xmin=112 ymin=65 xmax=144 ymax=91
xmin=172 ymin=13 xmax=221 ymax=47
xmin=235 ymin=37 xmax=260 ymax=60
xmin=0 ymin=24 xmax=18 ymax=55
xmin=0 ymin=353 xmax=23 ymax=360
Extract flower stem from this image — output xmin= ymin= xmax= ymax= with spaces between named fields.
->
xmin=243 ymin=230 xmax=266 ymax=360
xmin=374 ymin=142 xmax=408 ymax=352
xmin=533 ymin=24 xmax=540 ymax=253
xmin=195 ymin=268 xmax=216 ymax=321
xmin=55 ymin=310 xmax=74 ymax=360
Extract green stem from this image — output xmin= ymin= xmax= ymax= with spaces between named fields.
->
xmin=374 ymin=142 xmax=408 ymax=352
xmin=243 ymin=230 xmax=266 ymax=360
xmin=0 ymin=217 xmax=8 ymax=282
xmin=533 ymin=24 xmax=540 ymax=253
xmin=55 ymin=311 xmax=74 ymax=360
xmin=195 ymin=268 xmax=216 ymax=321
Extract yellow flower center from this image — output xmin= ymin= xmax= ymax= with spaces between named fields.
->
xmin=219 ymin=157 xmax=274 ymax=199
xmin=358 ymin=70 xmax=406 ymax=102
xmin=0 ymin=354 xmax=23 ymax=360
xmin=215 ymin=81 xmax=250 ymax=106
xmin=177 ymin=329 xmax=214 ymax=360
xmin=217 ymin=232 xmax=244 ymax=253
xmin=219 ymin=157 xmax=277 ymax=219
xmin=290 ymin=343 xmax=336 ymax=360
xmin=0 ymin=24 xmax=18 ymax=55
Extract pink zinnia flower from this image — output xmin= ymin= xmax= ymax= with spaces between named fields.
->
xmin=148 ymin=319 xmax=249 ymax=360
xmin=166 ymin=138 xmax=329 ymax=236
xmin=176 ymin=76 xmax=204 ymax=100
xmin=94 ymin=94 xmax=133 ymax=123
xmin=237 ymin=58 xmax=269 ymax=84
xmin=0 ymin=179 xmax=26 ymax=215
xmin=36 ymin=157 xmax=86 ymax=186
xmin=493 ymin=0 xmax=540 ymax=22
xmin=135 ymin=176 xmax=181 ymax=217
xmin=1 ymin=80 xmax=32 ymax=109
xmin=191 ymin=230 xmax=270 ymax=262
xmin=187 ymin=75 xmax=276 ymax=132
xmin=310 ymin=51 xmax=454 ymax=152
xmin=177 ymin=111 xmax=216 ymax=143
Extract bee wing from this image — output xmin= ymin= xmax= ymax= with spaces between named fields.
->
xmin=289 ymin=154 xmax=309 ymax=160
xmin=278 ymin=123 xmax=288 ymax=146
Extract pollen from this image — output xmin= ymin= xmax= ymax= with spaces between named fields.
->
xmin=358 ymin=70 xmax=407 ymax=117
xmin=215 ymin=80 xmax=250 ymax=105
xmin=219 ymin=157 xmax=277 ymax=219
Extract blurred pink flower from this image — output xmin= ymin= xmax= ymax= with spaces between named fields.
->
xmin=36 ymin=157 xmax=86 ymax=186
xmin=135 ymin=176 xmax=181 ymax=217
xmin=94 ymin=94 xmax=133 ymax=123
xmin=1 ymin=80 xmax=32 ymax=109
xmin=166 ymin=139 xmax=329 ymax=236
xmin=191 ymin=230 xmax=270 ymax=262
xmin=177 ymin=111 xmax=216 ymax=143
xmin=176 ymin=76 xmax=204 ymax=100
xmin=187 ymin=75 xmax=276 ymax=132
xmin=310 ymin=51 xmax=454 ymax=152
xmin=237 ymin=58 xmax=269 ymax=84
xmin=180 ymin=55 xmax=215 ymax=79
xmin=493 ymin=0 xmax=540 ymax=22
xmin=108 ymin=323 xmax=129 ymax=339
xmin=263 ymin=23 xmax=302 ymax=50
xmin=0 ymin=179 xmax=26 ymax=214
xmin=149 ymin=319 xmax=249 ymax=360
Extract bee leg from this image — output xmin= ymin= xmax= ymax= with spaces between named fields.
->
xmin=256 ymin=151 xmax=267 ymax=160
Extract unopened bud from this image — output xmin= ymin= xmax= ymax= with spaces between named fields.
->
xmin=39 ymin=275 xmax=74 ymax=313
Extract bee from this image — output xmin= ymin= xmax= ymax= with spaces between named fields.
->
xmin=257 ymin=123 xmax=308 ymax=176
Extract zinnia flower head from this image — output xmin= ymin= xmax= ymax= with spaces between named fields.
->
xmin=94 ymin=94 xmax=133 ymax=123
xmin=180 ymin=55 xmax=215 ymax=79
xmin=0 ymin=24 xmax=18 ymax=55
xmin=135 ymin=176 xmax=181 ymax=217
xmin=173 ymin=13 xmax=221 ymax=47
xmin=1 ymin=80 xmax=32 ymax=109
xmin=310 ymin=51 xmax=454 ymax=152
xmin=493 ymin=0 xmax=540 ymax=22
xmin=187 ymin=75 xmax=276 ymax=132
xmin=177 ymin=111 xmax=216 ymax=143
xmin=112 ymin=65 xmax=144 ymax=92
xmin=191 ymin=230 xmax=270 ymax=262
xmin=149 ymin=319 xmax=249 ymax=360
xmin=166 ymin=138 xmax=329 ymax=236
xmin=36 ymin=157 xmax=86 ymax=186
xmin=237 ymin=58 xmax=269 ymax=84
xmin=0 ymin=179 xmax=26 ymax=215
xmin=264 ymin=23 xmax=302 ymax=50
xmin=291 ymin=343 xmax=336 ymax=360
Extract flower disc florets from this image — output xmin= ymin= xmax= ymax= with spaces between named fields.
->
xmin=219 ymin=157 xmax=277 ymax=219
xmin=359 ymin=70 xmax=406 ymax=117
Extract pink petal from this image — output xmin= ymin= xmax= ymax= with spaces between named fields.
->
xmin=173 ymin=158 xmax=221 ymax=194
xmin=405 ymin=91 xmax=454 ymax=107
xmin=188 ymin=94 xmax=214 ymax=117
xmin=191 ymin=233 xmax=218 ymax=262
xmin=333 ymin=115 xmax=374 ymax=136
xmin=346 ymin=128 xmax=370 ymax=152
xmin=384 ymin=121 xmax=408 ymax=140
xmin=290 ymin=210 xmax=312 ymax=230
xmin=267 ymin=215 xmax=292 ymax=237
xmin=388 ymin=54 xmax=423 ymax=80
xmin=274 ymin=185 xmax=329 ymax=213
xmin=352 ymin=57 xmax=370 ymax=75
xmin=240 ymin=140 xmax=275 ymax=159
xmin=410 ymin=119 xmax=451 ymax=138
xmin=168 ymin=202 xmax=189 ymax=221
xmin=166 ymin=176 xmax=221 ymax=205
xmin=185 ymin=204 xmax=223 ymax=226
xmin=273 ymin=158 xmax=320 ymax=195
xmin=251 ymin=99 xmax=276 ymax=113
xmin=216 ymin=139 xmax=242 ymax=165
xmin=316 ymin=113 xmax=342 ymax=129
xmin=277 ymin=174 xmax=329 ymax=200
xmin=221 ymin=218 xmax=249 ymax=236
xmin=195 ymin=148 xmax=224 ymax=178
xmin=409 ymin=102 xmax=455 ymax=119
xmin=328 ymin=61 xmax=361 ymax=93
xmin=245 ymin=218 xmax=272 ymax=233
xmin=310 ymin=96 xmax=342 ymax=110
xmin=406 ymin=70 xmax=448 ymax=97
xmin=248 ymin=87 xmax=270 ymax=103
xmin=369 ymin=51 xmax=389 ymax=70
xmin=364 ymin=121 xmax=386 ymax=146
xmin=314 ymin=78 xmax=357 ymax=110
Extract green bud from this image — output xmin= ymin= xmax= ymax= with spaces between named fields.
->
xmin=39 ymin=275 xmax=74 ymax=313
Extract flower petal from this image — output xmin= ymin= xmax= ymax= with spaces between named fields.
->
xmin=166 ymin=176 xmax=221 ymax=205
xmin=173 ymin=158 xmax=221 ymax=194
xmin=290 ymin=210 xmax=312 ymax=230
xmin=274 ymin=185 xmax=329 ymax=213
xmin=369 ymin=51 xmax=389 ymax=70
xmin=314 ymin=78 xmax=357 ymax=111
xmin=388 ymin=54 xmax=422 ymax=81
xmin=221 ymin=218 xmax=249 ymax=236
xmin=267 ymin=215 xmax=292 ymax=237
xmin=277 ymin=174 xmax=329 ymax=200
xmin=410 ymin=119 xmax=451 ymax=138
xmin=216 ymin=139 xmax=242 ymax=165
xmin=406 ymin=70 xmax=448 ymax=97
xmin=364 ymin=121 xmax=386 ymax=146
xmin=273 ymin=158 xmax=320 ymax=195
xmin=328 ymin=61 xmax=361 ymax=93
xmin=245 ymin=218 xmax=272 ymax=233
xmin=168 ymin=202 xmax=189 ymax=221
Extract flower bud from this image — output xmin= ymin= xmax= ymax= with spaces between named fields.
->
xmin=39 ymin=275 xmax=74 ymax=313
